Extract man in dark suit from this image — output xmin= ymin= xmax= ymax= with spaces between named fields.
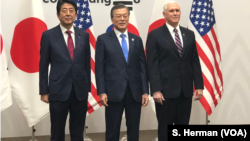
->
xmin=95 ymin=3 xmax=149 ymax=141
xmin=39 ymin=0 xmax=90 ymax=140
xmin=146 ymin=1 xmax=204 ymax=141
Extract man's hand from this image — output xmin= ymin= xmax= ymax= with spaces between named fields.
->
xmin=99 ymin=94 xmax=108 ymax=107
xmin=153 ymin=91 xmax=165 ymax=105
xmin=142 ymin=94 xmax=149 ymax=107
xmin=41 ymin=94 xmax=49 ymax=104
xmin=193 ymin=89 xmax=203 ymax=101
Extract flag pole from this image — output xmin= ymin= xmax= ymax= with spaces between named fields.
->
xmin=29 ymin=126 xmax=37 ymax=141
xmin=84 ymin=125 xmax=92 ymax=141
xmin=206 ymin=113 xmax=210 ymax=125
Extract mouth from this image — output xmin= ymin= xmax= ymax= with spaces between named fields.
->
xmin=65 ymin=18 xmax=72 ymax=21
xmin=119 ymin=23 xmax=126 ymax=26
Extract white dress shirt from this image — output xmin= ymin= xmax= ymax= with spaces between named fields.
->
xmin=60 ymin=24 xmax=75 ymax=48
xmin=166 ymin=22 xmax=183 ymax=47
xmin=114 ymin=28 xmax=129 ymax=51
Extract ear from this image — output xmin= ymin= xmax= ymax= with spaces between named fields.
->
xmin=162 ymin=12 xmax=165 ymax=18
xmin=111 ymin=17 xmax=114 ymax=24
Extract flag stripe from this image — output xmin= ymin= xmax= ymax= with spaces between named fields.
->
xmin=87 ymin=102 xmax=95 ymax=114
xmin=202 ymin=35 xmax=222 ymax=97
xmin=211 ymin=28 xmax=221 ymax=60
xmin=91 ymin=82 xmax=102 ymax=106
xmin=207 ymin=31 xmax=223 ymax=94
xmin=200 ymin=95 xmax=212 ymax=116
xmin=202 ymin=73 xmax=218 ymax=106
xmin=211 ymin=28 xmax=223 ymax=87
xmin=86 ymin=28 xmax=96 ymax=49
xmin=91 ymin=58 xmax=95 ymax=74
xmin=196 ymin=42 xmax=219 ymax=106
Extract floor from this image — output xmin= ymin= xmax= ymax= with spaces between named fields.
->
xmin=1 ymin=130 xmax=158 ymax=141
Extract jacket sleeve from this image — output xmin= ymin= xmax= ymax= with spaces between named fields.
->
xmin=139 ymin=37 xmax=149 ymax=94
xmin=85 ymin=32 xmax=91 ymax=92
xmin=146 ymin=32 xmax=163 ymax=95
xmin=95 ymin=36 xmax=106 ymax=95
xmin=39 ymin=32 xmax=50 ymax=94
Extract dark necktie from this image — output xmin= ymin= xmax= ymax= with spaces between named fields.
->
xmin=174 ymin=28 xmax=182 ymax=57
xmin=120 ymin=34 xmax=128 ymax=62
xmin=66 ymin=30 xmax=74 ymax=59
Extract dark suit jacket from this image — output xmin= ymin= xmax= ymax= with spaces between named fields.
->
xmin=39 ymin=25 xmax=91 ymax=101
xmin=146 ymin=24 xmax=204 ymax=98
xmin=95 ymin=30 xmax=148 ymax=102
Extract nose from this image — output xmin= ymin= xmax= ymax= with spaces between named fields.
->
xmin=120 ymin=16 xmax=124 ymax=20
xmin=66 ymin=10 xmax=70 ymax=15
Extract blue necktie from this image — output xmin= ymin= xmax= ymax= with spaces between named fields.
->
xmin=120 ymin=34 xmax=128 ymax=62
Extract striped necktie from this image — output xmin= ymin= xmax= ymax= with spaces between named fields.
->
xmin=174 ymin=28 xmax=182 ymax=57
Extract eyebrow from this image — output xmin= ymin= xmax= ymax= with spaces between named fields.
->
xmin=62 ymin=8 xmax=74 ymax=10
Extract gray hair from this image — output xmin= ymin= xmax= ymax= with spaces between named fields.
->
xmin=163 ymin=1 xmax=178 ymax=12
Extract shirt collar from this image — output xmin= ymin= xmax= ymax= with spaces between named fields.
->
xmin=60 ymin=24 xmax=75 ymax=34
xmin=114 ymin=28 xmax=128 ymax=38
xmin=165 ymin=22 xmax=181 ymax=33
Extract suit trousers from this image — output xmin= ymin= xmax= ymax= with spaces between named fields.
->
xmin=49 ymin=86 xmax=87 ymax=141
xmin=105 ymin=83 xmax=141 ymax=141
xmin=155 ymin=90 xmax=192 ymax=141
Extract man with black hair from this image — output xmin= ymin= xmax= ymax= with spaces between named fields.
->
xmin=95 ymin=3 xmax=149 ymax=141
xmin=39 ymin=0 xmax=91 ymax=140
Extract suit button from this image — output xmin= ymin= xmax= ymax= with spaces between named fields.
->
xmin=126 ymin=77 xmax=129 ymax=79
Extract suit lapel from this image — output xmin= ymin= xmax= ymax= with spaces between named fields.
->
xmin=128 ymin=32 xmax=134 ymax=65
xmin=73 ymin=27 xmax=80 ymax=61
xmin=162 ymin=25 xmax=180 ymax=58
xmin=53 ymin=25 xmax=72 ymax=61
xmin=109 ymin=30 xmax=127 ymax=64
xmin=180 ymin=26 xmax=187 ymax=58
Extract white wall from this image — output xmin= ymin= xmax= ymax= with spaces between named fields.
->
xmin=1 ymin=0 xmax=250 ymax=138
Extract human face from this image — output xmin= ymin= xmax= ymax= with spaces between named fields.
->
xmin=111 ymin=8 xmax=129 ymax=33
xmin=163 ymin=3 xmax=181 ymax=28
xmin=57 ymin=3 xmax=77 ymax=29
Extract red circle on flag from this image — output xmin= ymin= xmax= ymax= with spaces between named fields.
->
xmin=148 ymin=19 xmax=166 ymax=33
xmin=127 ymin=23 xmax=140 ymax=36
xmin=11 ymin=18 xmax=47 ymax=73
xmin=1 ymin=34 xmax=3 ymax=54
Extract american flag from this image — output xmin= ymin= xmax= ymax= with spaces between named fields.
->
xmin=73 ymin=0 xmax=101 ymax=114
xmin=188 ymin=0 xmax=223 ymax=115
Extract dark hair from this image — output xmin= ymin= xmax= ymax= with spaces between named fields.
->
xmin=110 ymin=3 xmax=130 ymax=18
xmin=56 ymin=0 xmax=77 ymax=15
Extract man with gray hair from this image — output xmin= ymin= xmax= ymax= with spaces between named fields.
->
xmin=146 ymin=1 xmax=204 ymax=140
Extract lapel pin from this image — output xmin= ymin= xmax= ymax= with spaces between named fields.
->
xmin=183 ymin=34 xmax=185 ymax=36
xmin=132 ymin=38 xmax=134 ymax=41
